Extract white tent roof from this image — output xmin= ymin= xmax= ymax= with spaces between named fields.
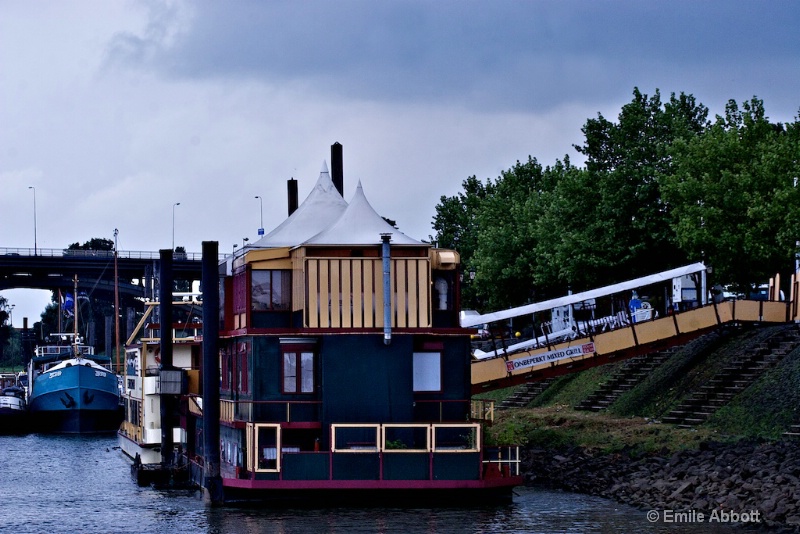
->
xmin=303 ymin=180 xmax=423 ymax=246
xmin=249 ymin=162 xmax=348 ymax=248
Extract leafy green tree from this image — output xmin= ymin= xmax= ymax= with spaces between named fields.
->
xmin=471 ymin=157 xmax=553 ymax=310
xmin=661 ymin=98 xmax=800 ymax=289
xmin=67 ymin=237 xmax=114 ymax=251
xmin=532 ymin=158 xmax=601 ymax=291
xmin=573 ymin=88 xmax=708 ymax=283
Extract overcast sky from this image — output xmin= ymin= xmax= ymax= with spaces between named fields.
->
xmin=2 ymin=0 xmax=799 ymax=326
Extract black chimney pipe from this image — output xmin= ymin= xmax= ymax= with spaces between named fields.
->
xmin=331 ymin=142 xmax=343 ymax=197
xmin=287 ymin=178 xmax=298 ymax=216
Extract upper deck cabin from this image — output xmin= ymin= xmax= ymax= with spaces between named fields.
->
xmin=223 ymin=166 xmax=461 ymax=334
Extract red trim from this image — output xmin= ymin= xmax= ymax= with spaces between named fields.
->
xmin=222 ymin=477 xmax=523 ymax=490
xmin=280 ymin=422 xmax=321 ymax=429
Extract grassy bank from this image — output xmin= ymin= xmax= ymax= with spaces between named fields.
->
xmin=485 ymin=406 xmax=728 ymax=455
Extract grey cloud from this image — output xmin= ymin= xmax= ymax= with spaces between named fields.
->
xmin=106 ymin=0 xmax=800 ymax=113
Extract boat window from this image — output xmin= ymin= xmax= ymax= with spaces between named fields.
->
xmin=412 ymin=352 xmax=442 ymax=392
xmin=282 ymin=350 xmax=315 ymax=394
xmin=251 ymin=270 xmax=291 ymax=311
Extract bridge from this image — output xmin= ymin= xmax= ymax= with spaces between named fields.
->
xmin=0 ymin=246 xmax=211 ymax=307
xmin=465 ymin=263 xmax=799 ymax=394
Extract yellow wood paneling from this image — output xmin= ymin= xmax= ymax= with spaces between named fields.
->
xmin=300 ymin=256 xmax=432 ymax=329
xmin=372 ymin=260 xmax=384 ymax=329
xmin=419 ymin=260 xmax=430 ymax=327
xmin=330 ymin=260 xmax=341 ymax=328
xmin=396 ymin=260 xmax=407 ymax=328
xmin=352 ymin=261 xmax=363 ymax=327
xmin=306 ymin=260 xmax=319 ymax=327
xmin=364 ymin=260 xmax=375 ymax=327
xmin=734 ymin=300 xmax=761 ymax=322
xmin=762 ymin=301 xmax=788 ymax=322
xmin=341 ymin=260 xmax=352 ymax=327
xmin=471 ymin=357 xmax=509 ymax=385
xmin=407 ymin=260 xmax=418 ymax=327
xmin=250 ymin=258 xmax=293 ymax=270
xmin=292 ymin=248 xmax=306 ymax=314
xmin=244 ymin=247 xmax=291 ymax=263
xmin=675 ymin=306 xmax=718 ymax=332
xmin=633 ymin=317 xmax=677 ymax=345
xmin=319 ymin=261 xmax=330 ymax=327
xmin=716 ymin=301 xmax=734 ymax=324
xmin=593 ymin=327 xmax=636 ymax=354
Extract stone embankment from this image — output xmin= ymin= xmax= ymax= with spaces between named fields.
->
xmin=524 ymin=439 xmax=800 ymax=531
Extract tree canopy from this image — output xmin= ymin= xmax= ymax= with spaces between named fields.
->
xmin=432 ymin=89 xmax=800 ymax=312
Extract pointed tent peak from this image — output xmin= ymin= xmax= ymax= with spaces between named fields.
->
xmin=310 ymin=161 xmax=339 ymax=196
xmin=303 ymin=181 xmax=423 ymax=246
xmin=247 ymin=163 xmax=348 ymax=248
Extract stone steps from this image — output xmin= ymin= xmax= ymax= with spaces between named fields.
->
xmin=663 ymin=325 xmax=800 ymax=426
xmin=575 ymin=350 xmax=674 ymax=412
xmin=498 ymin=377 xmax=558 ymax=410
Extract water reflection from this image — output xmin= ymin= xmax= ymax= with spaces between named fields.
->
xmin=1 ymin=434 xmax=758 ymax=534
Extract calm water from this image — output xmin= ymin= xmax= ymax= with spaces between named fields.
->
xmin=0 ymin=434 xmax=755 ymax=533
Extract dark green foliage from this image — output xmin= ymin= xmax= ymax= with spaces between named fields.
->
xmin=661 ymin=98 xmax=800 ymax=291
xmin=67 ymin=237 xmax=114 ymax=251
xmin=431 ymin=90 xmax=798 ymax=308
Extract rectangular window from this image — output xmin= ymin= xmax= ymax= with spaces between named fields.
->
xmin=413 ymin=352 xmax=442 ymax=392
xmin=239 ymin=351 xmax=249 ymax=393
xmin=283 ymin=351 xmax=315 ymax=394
xmin=252 ymin=270 xmax=291 ymax=311
xmin=221 ymin=348 xmax=231 ymax=390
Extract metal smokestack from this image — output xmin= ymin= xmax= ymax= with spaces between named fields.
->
xmin=381 ymin=233 xmax=392 ymax=345
xmin=287 ymin=178 xmax=298 ymax=216
xmin=331 ymin=142 xmax=343 ymax=197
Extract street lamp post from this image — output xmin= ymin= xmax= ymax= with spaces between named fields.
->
xmin=255 ymin=195 xmax=264 ymax=236
xmin=243 ymin=237 xmax=249 ymax=248
xmin=8 ymin=304 xmax=14 ymax=327
xmin=172 ymin=202 xmax=181 ymax=250
xmin=28 ymin=186 xmax=37 ymax=255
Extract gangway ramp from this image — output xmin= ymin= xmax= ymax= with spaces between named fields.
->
xmin=466 ymin=263 xmax=796 ymax=394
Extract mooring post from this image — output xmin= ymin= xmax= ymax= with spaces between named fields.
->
xmin=159 ymin=249 xmax=174 ymax=465
xmin=201 ymin=241 xmax=223 ymax=503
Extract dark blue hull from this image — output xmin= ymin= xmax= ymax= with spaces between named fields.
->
xmin=0 ymin=407 xmax=30 ymax=434
xmin=29 ymin=364 xmax=121 ymax=434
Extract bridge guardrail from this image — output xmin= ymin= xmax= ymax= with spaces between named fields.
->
xmin=0 ymin=247 xmax=227 ymax=260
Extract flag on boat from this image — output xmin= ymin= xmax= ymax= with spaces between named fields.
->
xmin=63 ymin=293 xmax=74 ymax=316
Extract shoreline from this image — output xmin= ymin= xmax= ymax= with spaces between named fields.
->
xmin=522 ymin=438 xmax=800 ymax=531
